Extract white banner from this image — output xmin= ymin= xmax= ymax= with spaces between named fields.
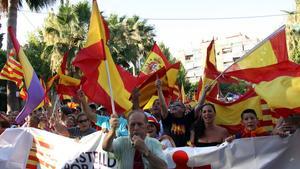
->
xmin=0 ymin=128 xmax=299 ymax=169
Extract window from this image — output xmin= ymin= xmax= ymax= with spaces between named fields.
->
xmin=185 ymin=54 xmax=193 ymax=61
xmin=222 ymin=47 xmax=232 ymax=54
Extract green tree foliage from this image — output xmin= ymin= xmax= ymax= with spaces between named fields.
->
xmin=220 ymin=81 xmax=249 ymax=96
xmin=0 ymin=23 xmax=4 ymax=49
xmin=157 ymin=42 xmax=175 ymax=64
xmin=23 ymin=34 xmax=52 ymax=80
xmin=107 ymin=14 xmax=155 ymax=73
xmin=0 ymin=50 xmax=7 ymax=111
xmin=42 ymin=1 xmax=89 ymax=74
xmin=286 ymin=0 xmax=300 ymax=63
xmin=1 ymin=0 xmax=57 ymax=112
xmin=25 ymin=1 xmax=176 ymax=86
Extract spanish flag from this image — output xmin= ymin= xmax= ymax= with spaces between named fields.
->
xmin=200 ymin=40 xmax=238 ymax=100
xmin=207 ymin=89 xmax=263 ymax=134
xmin=138 ymin=67 xmax=169 ymax=107
xmin=140 ymin=42 xmax=171 ymax=75
xmin=228 ymin=25 xmax=288 ymax=71
xmin=198 ymin=40 xmax=221 ymax=100
xmin=57 ymin=51 xmax=80 ymax=98
xmin=227 ymin=61 xmax=300 ymax=117
xmin=8 ymin=26 xmax=45 ymax=124
xmin=139 ymin=42 xmax=181 ymax=89
xmin=73 ymin=0 xmax=132 ymax=114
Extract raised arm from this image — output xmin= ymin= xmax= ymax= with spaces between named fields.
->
xmin=194 ymin=85 xmax=211 ymax=115
xmin=77 ymin=89 xmax=97 ymax=123
xmin=155 ymin=79 xmax=168 ymax=119
xmin=102 ymin=114 xmax=119 ymax=152
xmin=52 ymin=112 xmax=70 ymax=137
xmin=131 ymin=88 xmax=141 ymax=111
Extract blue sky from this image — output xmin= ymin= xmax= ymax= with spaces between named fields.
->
xmin=0 ymin=0 xmax=296 ymax=55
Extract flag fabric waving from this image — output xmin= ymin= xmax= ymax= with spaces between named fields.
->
xmin=73 ymin=0 xmax=132 ymax=114
xmin=0 ymin=55 xmax=27 ymax=100
xmin=140 ymin=42 xmax=171 ymax=75
xmin=8 ymin=26 xmax=45 ymax=124
xmin=206 ymin=89 xmax=265 ymax=134
xmin=57 ymin=51 xmax=81 ymax=98
xmin=198 ymin=40 xmax=220 ymax=99
xmin=227 ymin=61 xmax=300 ymax=116
xmin=228 ymin=25 xmax=288 ymax=71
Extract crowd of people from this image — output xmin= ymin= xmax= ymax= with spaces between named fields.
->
xmin=0 ymin=79 xmax=299 ymax=169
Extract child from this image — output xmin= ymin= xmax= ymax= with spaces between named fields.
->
xmin=226 ymin=109 xmax=269 ymax=142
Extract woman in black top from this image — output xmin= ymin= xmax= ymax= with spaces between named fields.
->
xmin=190 ymin=103 xmax=228 ymax=147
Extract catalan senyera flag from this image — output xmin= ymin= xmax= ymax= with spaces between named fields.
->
xmin=227 ymin=61 xmax=300 ymax=116
xmin=228 ymin=25 xmax=288 ymax=71
xmin=0 ymin=55 xmax=28 ymax=100
xmin=73 ymin=0 xmax=132 ymax=114
xmin=8 ymin=26 xmax=44 ymax=124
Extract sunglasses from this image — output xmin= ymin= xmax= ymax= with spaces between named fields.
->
xmin=78 ymin=119 xmax=88 ymax=123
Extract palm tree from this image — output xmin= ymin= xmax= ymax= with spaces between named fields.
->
xmin=286 ymin=0 xmax=300 ymax=63
xmin=108 ymin=14 xmax=155 ymax=74
xmin=0 ymin=0 xmax=56 ymax=112
xmin=42 ymin=1 xmax=89 ymax=75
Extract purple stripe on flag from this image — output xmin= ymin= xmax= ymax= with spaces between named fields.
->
xmin=15 ymin=73 xmax=44 ymax=124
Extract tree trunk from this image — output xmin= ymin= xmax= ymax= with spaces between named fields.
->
xmin=6 ymin=0 xmax=20 ymax=113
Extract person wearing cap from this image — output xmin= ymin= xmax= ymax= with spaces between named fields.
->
xmin=147 ymin=116 xmax=175 ymax=150
xmin=77 ymin=90 xmax=128 ymax=136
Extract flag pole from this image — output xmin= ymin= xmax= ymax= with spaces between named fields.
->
xmin=208 ymin=25 xmax=286 ymax=86
xmin=103 ymin=46 xmax=117 ymax=115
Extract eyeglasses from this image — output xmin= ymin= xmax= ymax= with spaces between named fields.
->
xmin=78 ymin=119 xmax=88 ymax=123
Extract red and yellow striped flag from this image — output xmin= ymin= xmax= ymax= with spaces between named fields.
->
xmin=0 ymin=54 xmax=27 ymax=100
xmin=73 ymin=0 xmax=132 ymax=114
xmin=228 ymin=25 xmax=288 ymax=71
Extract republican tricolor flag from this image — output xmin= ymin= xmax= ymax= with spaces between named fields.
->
xmin=8 ymin=26 xmax=45 ymax=124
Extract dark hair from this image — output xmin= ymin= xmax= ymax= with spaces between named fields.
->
xmin=192 ymin=117 xmax=206 ymax=142
xmin=60 ymin=106 xmax=73 ymax=116
xmin=201 ymin=103 xmax=216 ymax=113
xmin=76 ymin=106 xmax=82 ymax=112
xmin=191 ymin=103 xmax=216 ymax=142
xmin=89 ymin=103 xmax=97 ymax=110
xmin=0 ymin=120 xmax=10 ymax=128
xmin=241 ymin=109 xmax=257 ymax=119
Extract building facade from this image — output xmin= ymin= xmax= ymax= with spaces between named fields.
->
xmin=175 ymin=34 xmax=259 ymax=83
